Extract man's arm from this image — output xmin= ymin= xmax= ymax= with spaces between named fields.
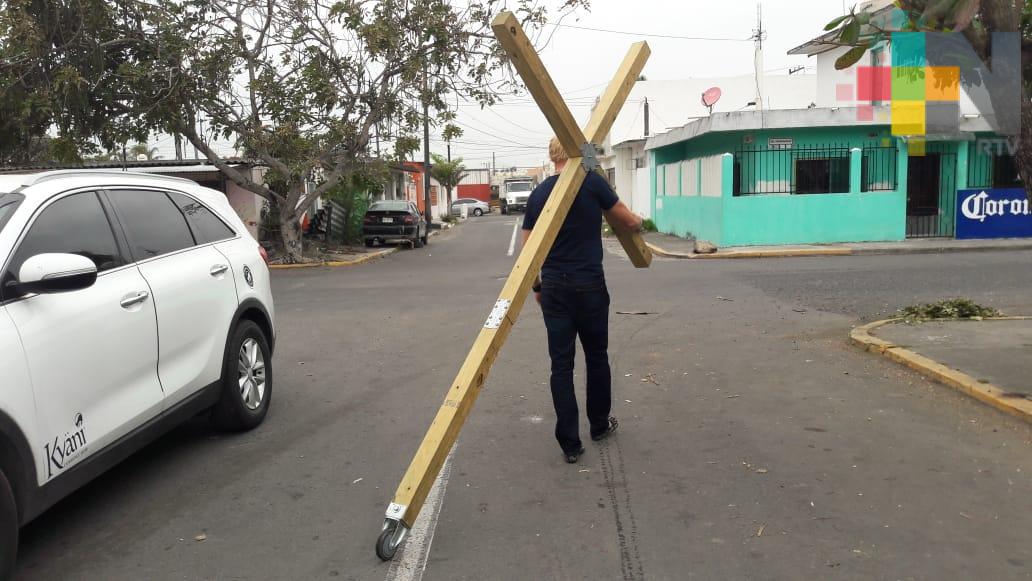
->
xmin=604 ymin=200 xmax=643 ymax=234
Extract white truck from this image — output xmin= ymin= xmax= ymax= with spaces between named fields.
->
xmin=500 ymin=176 xmax=536 ymax=215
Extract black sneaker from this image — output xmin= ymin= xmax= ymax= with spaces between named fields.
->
xmin=591 ymin=417 xmax=619 ymax=441
xmin=564 ymin=447 xmax=585 ymax=464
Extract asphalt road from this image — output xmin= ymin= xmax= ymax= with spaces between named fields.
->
xmin=15 ymin=214 xmax=1032 ymax=580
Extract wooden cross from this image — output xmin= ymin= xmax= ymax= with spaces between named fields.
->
xmin=375 ymin=10 xmax=651 ymax=560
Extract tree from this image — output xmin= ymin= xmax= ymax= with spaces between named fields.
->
xmin=430 ymin=153 xmax=469 ymax=207
xmin=128 ymin=143 xmax=160 ymax=160
xmin=3 ymin=0 xmax=587 ymax=262
xmin=825 ymin=0 xmax=1031 ymax=199
xmin=0 ymin=0 xmax=153 ymax=164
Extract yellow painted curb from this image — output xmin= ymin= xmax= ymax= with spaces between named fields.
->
xmin=850 ymin=317 xmax=1032 ymax=423
xmin=269 ymin=248 xmax=397 ymax=270
xmin=645 ymin=241 xmax=853 ymax=260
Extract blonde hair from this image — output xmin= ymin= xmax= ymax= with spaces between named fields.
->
xmin=548 ymin=137 xmax=569 ymax=164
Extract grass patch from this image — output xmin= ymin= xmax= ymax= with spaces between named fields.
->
xmin=898 ymin=298 xmax=1001 ymax=324
xmin=642 ymin=218 xmax=657 ymax=232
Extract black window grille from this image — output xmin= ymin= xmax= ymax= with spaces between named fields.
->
xmin=733 ymin=145 xmax=851 ymax=196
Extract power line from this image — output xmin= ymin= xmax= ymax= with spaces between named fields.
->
xmin=549 ymin=22 xmax=753 ymax=42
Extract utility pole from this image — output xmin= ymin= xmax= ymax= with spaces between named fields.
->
xmin=753 ymin=3 xmax=766 ymax=113
xmin=447 ymin=141 xmax=451 ymax=163
xmin=643 ymin=97 xmax=650 ymax=137
xmin=422 ymin=65 xmax=432 ymax=225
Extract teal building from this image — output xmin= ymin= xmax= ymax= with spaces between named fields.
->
xmin=645 ymin=107 xmax=1021 ymax=246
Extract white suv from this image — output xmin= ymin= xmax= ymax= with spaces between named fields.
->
xmin=0 ymin=171 xmax=275 ymax=577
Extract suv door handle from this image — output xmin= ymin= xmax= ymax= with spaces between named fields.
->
xmin=120 ymin=291 xmax=150 ymax=309
xmin=210 ymin=264 xmax=229 ymax=276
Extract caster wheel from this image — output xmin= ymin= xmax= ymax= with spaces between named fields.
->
xmin=376 ymin=520 xmax=407 ymax=561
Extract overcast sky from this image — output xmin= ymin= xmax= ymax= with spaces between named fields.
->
xmin=447 ymin=0 xmax=849 ymax=170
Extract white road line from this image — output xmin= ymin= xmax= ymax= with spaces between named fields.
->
xmin=507 ymin=221 xmax=519 ymax=257
xmin=384 ymin=446 xmax=456 ymax=581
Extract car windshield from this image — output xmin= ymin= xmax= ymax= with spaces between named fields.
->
xmin=507 ymin=182 xmax=533 ymax=192
xmin=0 ymin=194 xmax=21 ymax=235
xmin=369 ymin=201 xmax=410 ymax=212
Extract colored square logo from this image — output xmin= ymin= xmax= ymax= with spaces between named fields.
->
xmin=836 ymin=83 xmax=855 ymax=102
xmin=857 ymin=67 xmax=892 ymax=102
xmin=892 ymin=101 xmax=926 ymax=136
xmin=857 ymin=104 xmax=874 ymax=121
xmin=892 ymin=67 xmax=926 ymax=101
xmin=893 ymin=32 xmax=927 ymax=67
xmin=926 ymin=66 xmax=960 ymax=101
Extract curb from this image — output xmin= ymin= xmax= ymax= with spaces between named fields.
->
xmin=645 ymin=242 xmax=853 ymax=260
xmin=850 ymin=242 xmax=1032 ymax=256
xmin=850 ymin=317 xmax=1032 ymax=423
xmin=269 ymin=248 xmax=398 ymax=270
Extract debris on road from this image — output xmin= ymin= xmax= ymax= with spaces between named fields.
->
xmin=616 ymin=311 xmax=657 ymax=315
xmin=641 ymin=373 xmax=659 ymax=385
xmin=716 ymin=296 xmax=734 ymax=302
xmin=194 ymin=533 xmax=207 ymax=542
xmin=352 ymin=478 xmax=364 ymax=485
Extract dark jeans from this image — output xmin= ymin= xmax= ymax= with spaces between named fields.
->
xmin=540 ymin=274 xmax=612 ymax=454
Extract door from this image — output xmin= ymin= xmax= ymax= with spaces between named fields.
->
xmin=2 ymin=191 xmax=162 ymax=484
xmin=107 ymin=190 xmax=239 ymax=408
xmin=907 ymin=149 xmax=957 ymax=238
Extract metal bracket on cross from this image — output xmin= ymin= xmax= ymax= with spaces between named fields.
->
xmin=374 ymin=10 xmax=652 ymax=562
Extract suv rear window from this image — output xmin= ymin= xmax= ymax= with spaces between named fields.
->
xmin=108 ymin=190 xmax=196 ymax=260
xmin=168 ymin=192 xmax=236 ymax=244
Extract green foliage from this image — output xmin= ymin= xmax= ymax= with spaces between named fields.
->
xmin=898 ymin=298 xmax=1001 ymax=323
xmin=641 ymin=218 xmax=657 ymax=232
xmin=0 ymin=0 xmax=151 ymax=163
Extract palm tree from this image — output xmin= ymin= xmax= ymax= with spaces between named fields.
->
xmin=128 ymin=143 xmax=160 ymax=160
xmin=430 ymin=154 xmax=468 ymax=207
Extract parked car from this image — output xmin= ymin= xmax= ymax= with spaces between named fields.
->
xmin=0 ymin=170 xmax=276 ymax=578
xmin=363 ymin=200 xmax=428 ymax=247
xmin=450 ymin=198 xmax=491 ymax=217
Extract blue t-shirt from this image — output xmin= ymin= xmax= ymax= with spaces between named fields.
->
xmin=522 ymin=171 xmax=619 ymax=281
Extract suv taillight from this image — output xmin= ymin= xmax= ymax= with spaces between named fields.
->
xmin=258 ymin=245 xmax=269 ymax=263
xmin=364 ymin=215 xmax=377 ymax=224
xmin=403 ymin=216 xmax=415 ymax=224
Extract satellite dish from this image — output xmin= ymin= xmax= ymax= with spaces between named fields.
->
xmin=702 ymin=87 xmax=722 ymax=110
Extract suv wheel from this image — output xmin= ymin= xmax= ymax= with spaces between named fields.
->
xmin=212 ymin=320 xmax=273 ymax=431
xmin=0 ymin=470 xmax=17 ymax=580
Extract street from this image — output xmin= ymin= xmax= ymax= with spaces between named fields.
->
xmin=15 ymin=214 xmax=1032 ymax=580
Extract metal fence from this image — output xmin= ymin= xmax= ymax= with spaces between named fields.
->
xmin=967 ymin=146 xmax=1022 ymax=189
xmin=733 ymin=145 xmax=852 ymax=196
xmin=860 ymin=145 xmax=898 ymax=192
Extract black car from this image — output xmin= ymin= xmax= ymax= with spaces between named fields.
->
xmin=363 ymin=201 xmax=429 ymax=248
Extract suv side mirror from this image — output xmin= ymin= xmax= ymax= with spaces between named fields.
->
xmin=16 ymin=253 xmax=98 ymax=295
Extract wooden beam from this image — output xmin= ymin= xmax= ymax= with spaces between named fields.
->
xmin=491 ymin=11 xmax=585 ymax=158
xmin=389 ymin=161 xmax=588 ymax=528
xmin=582 ymin=41 xmax=654 ymax=269
xmin=583 ymin=41 xmax=651 ymax=144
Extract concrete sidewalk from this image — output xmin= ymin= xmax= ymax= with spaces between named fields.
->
xmin=644 ymin=231 xmax=1032 ymax=259
xmin=853 ymin=318 xmax=1032 ymax=422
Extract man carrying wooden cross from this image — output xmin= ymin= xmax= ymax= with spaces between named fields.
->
xmin=522 ymin=137 xmax=643 ymax=464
